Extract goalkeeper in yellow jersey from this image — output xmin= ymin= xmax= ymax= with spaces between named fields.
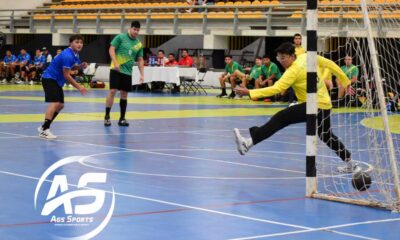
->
xmin=234 ymin=42 xmax=360 ymax=173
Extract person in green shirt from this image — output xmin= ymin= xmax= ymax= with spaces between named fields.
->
xmin=255 ymin=55 xmax=282 ymax=89
xmin=338 ymin=55 xmax=359 ymax=98
xmin=104 ymin=21 xmax=144 ymax=127
xmin=217 ymin=55 xmax=244 ymax=98
xmin=241 ymin=56 xmax=263 ymax=90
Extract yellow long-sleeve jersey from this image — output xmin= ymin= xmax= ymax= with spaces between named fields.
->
xmin=249 ymin=54 xmax=351 ymax=110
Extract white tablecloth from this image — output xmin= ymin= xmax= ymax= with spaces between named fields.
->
xmin=132 ymin=66 xmax=198 ymax=86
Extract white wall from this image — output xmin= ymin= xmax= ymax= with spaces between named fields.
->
xmin=0 ymin=0 xmax=51 ymax=10
xmin=151 ymin=35 xmax=204 ymax=56
xmin=0 ymin=0 xmax=51 ymax=17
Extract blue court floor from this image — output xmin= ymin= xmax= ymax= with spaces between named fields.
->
xmin=0 ymin=85 xmax=399 ymax=240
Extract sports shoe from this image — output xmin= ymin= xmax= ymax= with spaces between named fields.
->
xmin=228 ymin=92 xmax=236 ymax=99
xmin=337 ymin=161 xmax=362 ymax=173
xmin=288 ymin=101 xmax=299 ymax=107
xmin=118 ymin=119 xmax=130 ymax=127
xmin=216 ymin=92 xmax=228 ymax=98
xmin=234 ymin=95 xmax=242 ymax=100
xmin=104 ymin=118 xmax=111 ymax=127
xmin=0 ymin=79 xmax=6 ymax=84
xmin=38 ymin=127 xmax=57 ymax=139
xmin=15 ymin=80 xmax=23 ymax=84
xmin=29 ymin=80 xmax=34 ymax=85
xmin=233 ymin=128 xmax=253 ymax=155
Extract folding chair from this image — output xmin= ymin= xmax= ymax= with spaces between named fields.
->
xmin=82 ymin=63 xmax=97 ymax=86
xmin=182 ymin=68 xmax=207 ymax=94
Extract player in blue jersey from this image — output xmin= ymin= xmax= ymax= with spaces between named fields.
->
xmin=0 ymin=50 xmax=17 ymax=84
xmin=26 ymin=49 xmax=46 ymax=84
xmin=15 ymin=49 xmax=31 ymax=84
xmin=38 ymin=34 xmax=88 ymax=139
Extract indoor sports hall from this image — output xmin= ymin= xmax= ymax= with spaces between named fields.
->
xmin=1 ymin=1 xmax=400 ymax=240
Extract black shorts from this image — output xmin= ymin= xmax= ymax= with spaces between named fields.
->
xmin=42 ymin=78 xmax=64 ymax=103
xmin=109 ymin=69 xmax=132 ymax=92
xmin=20 ymin=65 xmax=29 ymax=72
xmin=28 ymin=67 xmax=43 ymax=74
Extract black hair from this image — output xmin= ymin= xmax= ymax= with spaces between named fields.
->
xmin=131 ymin=21 xmax=141 ymax=29
xmin=69 ymin=34 xmax=83 ymax=43
xmin=255 ymin=56 xmax=263 ymax=60
xmin=225 ymin=55 xmax=233 ymax=59
xmin=275 ymin=42 xmax=295 ymax=56
xmin=181 ymin=48 xmax=188 ymax=53
xmin=293 ymin=33 xmax=302 ymax=38
xmin=263 ymin=54 xmax=271 ymax=59
xmin=168 ymin=53 xmax=175 ymax=57
xmin=158 ymin=49 xmax=165 ymax=54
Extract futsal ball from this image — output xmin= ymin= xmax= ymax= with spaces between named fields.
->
xmin=352 ymin=171 xmax=372 ymax=191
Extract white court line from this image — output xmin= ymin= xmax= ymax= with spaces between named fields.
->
xmin=229 ymin=217 xmax=400 ymax=240
xmin=0 ymin=167 xmax=377 ymax=240
xmin=0 ymin=130 xmax=372 ymax=181
xmin=0 ymin=131 xmax=306 ymax=175
xmin=0 ymin=168 xmax=311 ymax=231
xmin=0 ymin=131 xmax=383 ymax=240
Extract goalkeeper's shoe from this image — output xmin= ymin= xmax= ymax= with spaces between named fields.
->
xmin=234 ymin=128 xmax=253 ymax=155
xmin=337 ymin=161 xmax=362 ymax=174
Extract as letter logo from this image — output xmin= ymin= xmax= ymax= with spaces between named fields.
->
xmin=34 ymin=156 xmax=115 ymax=240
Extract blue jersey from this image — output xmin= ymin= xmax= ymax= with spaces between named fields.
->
xmin=17 ymin=53 xmax=31 ymax=63
xmin=34 ymin=55 xmax=46 ymax=67
xmin=42 ymin=48 xmax=80 ymax=87
xmin=3 ymin=55 xmax=16 ymax=64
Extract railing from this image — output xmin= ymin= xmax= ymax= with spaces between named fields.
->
xmin=0 ymin=3 xmax=398 ymax=35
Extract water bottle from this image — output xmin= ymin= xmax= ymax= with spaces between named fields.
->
xmin=149 ymin=56 xmax=154 ymax=66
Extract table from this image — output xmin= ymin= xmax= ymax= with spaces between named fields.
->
xmin=132 ymin=66 xmax=198 ymax=86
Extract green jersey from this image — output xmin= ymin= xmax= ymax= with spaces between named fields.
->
xmin=110 ymin=33 xmax=144 ymax=76
xmin=261 ymin=62 xmax=281 ymax=80
xmin=340 ymin=64 xmax=359 ymax=80
xmin=225 ymin=61 xmax=243 ymax=74
xmin=249 ymin=65 xmax=263 ymax=80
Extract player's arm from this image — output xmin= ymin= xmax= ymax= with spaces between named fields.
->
xmin=109 ymin=46 xmax=119 ymax=71
xmin=245 ymin=66 xmax=297 ymax=99
xmin=63 ymin=67 xmax=87 ymax=95
xmin=318 ymin=56 xmax=351 ymax=88
xmin=138 ymin=56 xmax=144 ymax=83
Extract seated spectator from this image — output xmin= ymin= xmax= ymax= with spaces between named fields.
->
xmin=178 ymin=49 xmax=194 ymax=67
xmin=27 ymin=49 xmax=46 ymax=84
xmin=42 ymin=47 xmax=53 ymax=69
xmin=165 ymin=53 xmax=178 ymax=66
xmin=339 ymin=55 xmax=358 ymax=98
xmin=217 ymin=55 xmax=244 ymax=99
xmin=185 ymin=0 xmax=196 ymax=13
xmin=15 ymin=49 xmax=31 ymax=84
xmin=204 ymin=0 xmax=215 ymax=5
xmin=255 ymin=55 xmax=282 ymax=101
xmin=156 ymin=50 xmax=169 ymax=66
xmin=242 ymin=56 xmax=263 ymax=89
xmin=0 ymin=50 xmax=17 ymax=84
xmin=255 ymin=55 xmax=281 ymax=88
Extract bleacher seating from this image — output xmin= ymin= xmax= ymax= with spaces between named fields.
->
xmin=32 ymin=0 xmax=399 ymax=21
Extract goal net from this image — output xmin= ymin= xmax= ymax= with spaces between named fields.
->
xmin=309 ymin=0 xmax=400 ymax=211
